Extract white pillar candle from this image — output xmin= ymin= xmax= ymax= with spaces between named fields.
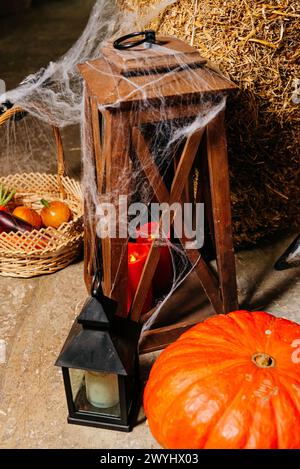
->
xmin=85 ymin=371 xmax=119 ymax=409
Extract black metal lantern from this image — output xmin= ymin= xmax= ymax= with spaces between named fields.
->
xmin=55 ymin=285 xmax=141 ymax=432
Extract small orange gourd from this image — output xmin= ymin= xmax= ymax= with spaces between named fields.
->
xmin=13 ymin=206 xmax=42 ymax=230
xmin=40 ymin=199 xmax=71 ymax=229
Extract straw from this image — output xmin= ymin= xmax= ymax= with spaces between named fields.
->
xmin=120 ymin=0 xmax=300 ymax=246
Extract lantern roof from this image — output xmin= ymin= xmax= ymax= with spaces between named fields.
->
xmin=55 ymin=296 xmax=141 ymax=376
xmin=78 ymin=36 xmax=237 ymax=109
xmin=77 ymin=296 xmax=116 ymax=328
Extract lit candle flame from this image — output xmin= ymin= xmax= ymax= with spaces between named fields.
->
xmin=129 ymin=254 xmax=137 ymax=263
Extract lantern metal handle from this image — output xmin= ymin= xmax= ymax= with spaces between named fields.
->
xmin=113 ymin=30 xmax=156 ymax=50
xmin=91 ymin=270 xmax=103 ymax=299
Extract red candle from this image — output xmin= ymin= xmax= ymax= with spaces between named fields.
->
xmin=136 ymin=222 xmax=173 ymax=296
xmin=128 ymin=243 xmax=153 ymax=316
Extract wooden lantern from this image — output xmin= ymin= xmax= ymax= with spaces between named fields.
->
xmin=78 ymin=34 xmax=239 ymax=353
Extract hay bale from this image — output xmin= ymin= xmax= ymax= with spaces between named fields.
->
xmin=120 ymin=0 xmax=300 ymax=246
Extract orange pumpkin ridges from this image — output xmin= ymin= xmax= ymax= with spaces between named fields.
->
xmin=144 ymin=310 xmax=300 ymax=449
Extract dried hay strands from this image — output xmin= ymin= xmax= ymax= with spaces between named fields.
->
xmin=120 ymin=0 xmax=300 ymax=246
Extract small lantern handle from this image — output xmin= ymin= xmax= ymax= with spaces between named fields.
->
xmin=90 ymin=268 xmax=119 ymax=318
xmin=113 ymin=30 xmax=156 ymax=50
xmin=91 ymin=270 xmax=103 ymax=299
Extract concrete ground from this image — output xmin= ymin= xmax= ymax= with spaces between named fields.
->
xmin=0 ymin=238 xmax=299 ymax=449
xmin=0 ymin=0 xmax=299 ymax=449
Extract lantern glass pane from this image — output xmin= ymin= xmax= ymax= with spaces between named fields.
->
xmin=69 ymin=368 xmax=85 ymax=402
xmin=69 ymin=369 xmax=121 ymax=418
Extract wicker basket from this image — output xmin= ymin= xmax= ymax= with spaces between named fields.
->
xmin=0 ymin=107 xmax=83 ymax=278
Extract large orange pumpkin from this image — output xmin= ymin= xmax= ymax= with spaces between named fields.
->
xmin=144 ymin=311 xmax=300 ymax=449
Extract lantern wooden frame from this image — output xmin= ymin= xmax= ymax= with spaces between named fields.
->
xmin=79 ymin=36 xmax=239 ymax=353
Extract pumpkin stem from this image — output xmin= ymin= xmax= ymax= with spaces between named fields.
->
xmin=252 ymin=352 xmax=276 ymax=368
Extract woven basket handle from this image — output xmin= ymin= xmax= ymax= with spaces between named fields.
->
xmin=0 ymin=106 xmax=66 ymax=199
xmin=52 ymin=125 xmax=66 ymax=199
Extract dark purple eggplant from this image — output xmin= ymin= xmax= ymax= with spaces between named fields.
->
xmin=0 ymin=211 xmax=34 ymax=234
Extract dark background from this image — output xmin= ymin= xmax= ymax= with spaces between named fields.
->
xmin=0 ymin=0 xmax=95 ymax=90
xmin=0 ymin=1 xmax=96 ymax=178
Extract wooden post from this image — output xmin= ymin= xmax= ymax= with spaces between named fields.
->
xmin=83 ymin=92 xmax=97 ymax=291
xmin=101 ymin=110 xmax=132 ymax=317
xmin=207 ymin=111 xmax=238 ymax=313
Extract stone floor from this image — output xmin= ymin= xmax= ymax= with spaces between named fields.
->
xmin=0 ymin=0 xmax=299 ymax=450
xmin=0 ymin=259 xmax=159 ymax=449
xmin=0 ymin=237 xmax=299 ymax=449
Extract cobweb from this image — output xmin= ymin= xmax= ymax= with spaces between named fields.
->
xmin=0 ymin=0 xmax=229 ymax=331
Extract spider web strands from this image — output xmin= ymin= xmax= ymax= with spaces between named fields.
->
xmin=0 ymin=1 xmax=235 ymax=329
